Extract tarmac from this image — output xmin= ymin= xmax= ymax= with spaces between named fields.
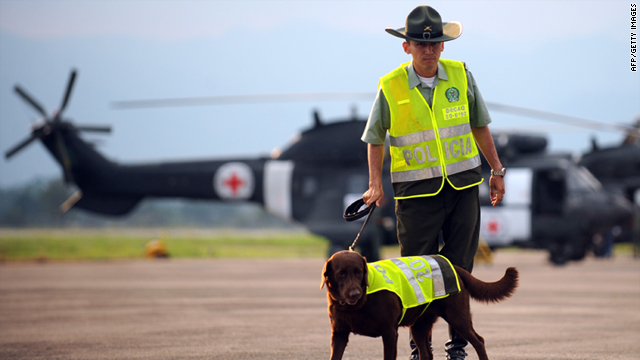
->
xmin=1 ymin=250 xmax=639 ymax=360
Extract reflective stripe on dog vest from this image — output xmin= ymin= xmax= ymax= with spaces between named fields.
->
xmin=367 ymin=255 xmax=461 ymax=324
xmin=380 ymin=59 xmax=483 ymax=198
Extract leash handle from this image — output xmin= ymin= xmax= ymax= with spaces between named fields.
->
xmin=348 ymin=204 xmax=376 ymax=251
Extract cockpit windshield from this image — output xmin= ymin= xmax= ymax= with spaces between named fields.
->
xmin=566 ymin=165 xmax=603 ymax=192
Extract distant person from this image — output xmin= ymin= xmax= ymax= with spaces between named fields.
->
xmin=361 ymin=5 xmax=505 ymax=360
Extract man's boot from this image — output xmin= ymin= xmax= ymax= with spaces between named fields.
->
xmin=444 ymin=327 xmax=467 ymax=360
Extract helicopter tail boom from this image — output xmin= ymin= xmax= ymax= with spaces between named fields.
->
xmin=70 ymin=190 xmax=142 ymax=216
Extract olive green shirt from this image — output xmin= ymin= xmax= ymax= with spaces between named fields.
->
xmin=361 ymin=61 xmax=492 ymax=145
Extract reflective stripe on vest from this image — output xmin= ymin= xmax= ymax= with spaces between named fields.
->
xmin=424 ymin=256 xmax=446 ymax=297
xmin=380 ymin=59 xmax=483 ymax=196
xmin=390 ymin=258 xmax=428 ymax=304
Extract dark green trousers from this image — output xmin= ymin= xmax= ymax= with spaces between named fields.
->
xmin=395 ymin=182 xmax=480 ymax=272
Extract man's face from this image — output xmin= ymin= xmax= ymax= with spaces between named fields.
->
xmin=402 ymin=40 xmax=444 ymax=78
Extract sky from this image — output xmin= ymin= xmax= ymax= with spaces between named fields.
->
xmin=0 ymin=0 xmax=638 ymax=188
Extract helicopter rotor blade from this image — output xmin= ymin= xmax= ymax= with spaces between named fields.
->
xmin=111 ymin=90 xmax=638 ymax=137
xmin=5 ymin=133 xmax=40 ymax=159
xmin=485 ymin=102 xmax=640 ymax=137
xmin=59 ymin=69 xmax=77 ymax=114
xmin=75 ymin=125 xmax=112 ymax=133
xmin=111 ymin=92 xmax=376 ymax=109
xmin=14 ymin=86 xmax=48 ymax=118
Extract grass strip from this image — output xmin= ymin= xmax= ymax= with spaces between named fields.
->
xmin=1 ymin=229 xmax=636 ymax=262
xmin=0 ymin=229 xmax=328 ymax=261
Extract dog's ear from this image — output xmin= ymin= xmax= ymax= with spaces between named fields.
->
xmin=361 ymin=255 xmax=369 ymax=288
xmin=320 ymin=258 xmax=332 ymax=289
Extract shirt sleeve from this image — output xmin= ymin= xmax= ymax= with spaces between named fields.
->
xmin=466 ymin=69 xmax=492 ymax=128
xmin=361 ymin=87 xmax=391 ymax=145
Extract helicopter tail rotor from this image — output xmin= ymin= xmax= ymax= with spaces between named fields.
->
xmin=58 ymin=69 xmax=77 ymax=118
xmin=14 ymin=85 xmax=48 ymax=118
xmin=4 ymin=68 xmax=111 ymax=174
xmin=6 ymin=70 xmax=78 ymax=159
xmin=5 ymin=133 xmax=41 ymax=159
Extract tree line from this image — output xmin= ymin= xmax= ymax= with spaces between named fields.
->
xmin=0 ymin=178 xmax=294 ymax=229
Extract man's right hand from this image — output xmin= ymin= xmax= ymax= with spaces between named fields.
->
xmin=364 ymin=143 xmax=386 ymax=207
xmin=363 ymin=184 xmax=384 ymax=207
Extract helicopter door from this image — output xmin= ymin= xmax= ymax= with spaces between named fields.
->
xmin=533 ymin=169 xmax=566 ymax=215
xmin=529 ymin=167 xmax=575 ymax=252
xmin=264 ymin=160 xmax=295 ymax=220
xmin=480 ymin=167 xmax=533 ymax=247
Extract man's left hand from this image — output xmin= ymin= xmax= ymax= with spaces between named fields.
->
xmin=490 ymin=175 xmax=505 ymax=206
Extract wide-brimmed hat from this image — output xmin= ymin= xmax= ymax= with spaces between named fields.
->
xmin=386 ymin=5 xmax=462 ymax=43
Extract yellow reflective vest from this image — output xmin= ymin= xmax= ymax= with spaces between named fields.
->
xmin=367 ymin=255 xmax=461 ymax=324
xmin=380 ymin=59 xmax=483 ymax=199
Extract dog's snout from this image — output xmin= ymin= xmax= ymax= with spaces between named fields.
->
xmin=349 ymin=288 xmax=361 ymax=299
xmin=343 ymin=288 xmax=362 ymax=305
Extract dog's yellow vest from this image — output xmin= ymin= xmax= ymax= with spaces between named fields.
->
xmin=367 ymin=255 xmax=461 ymax=324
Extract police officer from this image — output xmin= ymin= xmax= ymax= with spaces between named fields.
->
xmin=361 ymin=5 xmax=505 ymax=360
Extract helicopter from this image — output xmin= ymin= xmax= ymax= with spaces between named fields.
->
xmin=478 ymin=132 xmax=634 ymax=265
xmin=4 ymin=69 xmax=634 ymax=264
xmin=4 ymin=69 xmax=391 ymax=261
xmin=578 ymin=126 xmax=640 ymax=203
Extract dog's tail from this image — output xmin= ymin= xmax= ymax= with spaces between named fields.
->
xmin=454 ymin=266 xmax=519 ymax=303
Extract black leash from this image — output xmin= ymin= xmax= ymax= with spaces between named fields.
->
xmin=343 ymin=198 xmax=376 ymax=251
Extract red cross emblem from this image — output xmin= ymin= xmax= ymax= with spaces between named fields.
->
xmin=214 ymin=162 xmax=254 ymax=200
xmin=487 ymin=220 xmax=501 ymax=234
xmin=224 ymin=172 xmax=245 ymax=196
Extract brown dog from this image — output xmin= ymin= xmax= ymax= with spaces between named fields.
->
xmin=321 ymin=250 xmax=518 ymax=360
